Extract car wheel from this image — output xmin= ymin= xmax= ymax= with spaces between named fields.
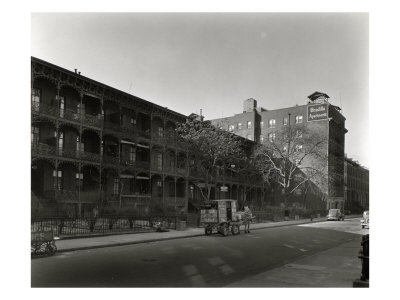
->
xmin=231 ymin=225 xmax=240 ymax=235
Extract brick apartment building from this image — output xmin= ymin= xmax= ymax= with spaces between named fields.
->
xmin=31 ymin=57 xmax=267 ymax=218
xmin=210 ymin=93 xmax=347 ymax=211
xmin=344 ymin=157 xmax=369 ymax=213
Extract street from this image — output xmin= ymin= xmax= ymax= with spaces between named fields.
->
xmin=31 ymin=218 xmax=367 ymax=287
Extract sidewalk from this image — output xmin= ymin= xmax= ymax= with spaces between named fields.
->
xmin=55 ymin=215 xmax=361 ymax=253
xmin=225 ymin=239 xmax=362 ymax=287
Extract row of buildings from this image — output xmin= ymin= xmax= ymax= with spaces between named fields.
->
xmin=210 ymin=94 xmax=348 ymax=212
xmin=31 ymin=57 xmax=369 ymax=218
xmin=344 ymin=157 xmax=369 ymax=213
xmin=31 ymin=57 xmax=268 ymax=218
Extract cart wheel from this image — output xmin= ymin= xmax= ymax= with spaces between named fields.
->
xmin=46 ymin=243 xmax=57 ymax=255
xmin=205 ymin=226 xmax=213 ymax=235
xmin=231 ymin=225 xmax=240 ymax=235
xmin=221 ymin=225 xmax=229 ymax=236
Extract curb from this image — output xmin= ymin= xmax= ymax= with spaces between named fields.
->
xmin=56 ymin=216 xmax=361 ymax=253
xmin=57 ymin=229 xmax=156 ymax=240
xmin=57 ymin=233 xmax=205 ymax=253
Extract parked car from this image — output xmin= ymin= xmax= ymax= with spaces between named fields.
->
xmin=361 ymin=210 xmax=369 ymax=229
xmin=327 ymin=209 xmax=345 ymax=221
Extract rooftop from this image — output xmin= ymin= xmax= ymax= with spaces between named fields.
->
xmin=308 ymin=91 xmax=330 ymax=101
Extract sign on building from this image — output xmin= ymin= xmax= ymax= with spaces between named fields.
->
xmin=307 ymin=103 xmax=328 ymax=122
xmin=220 ymin=186 xmax=228 ymax=192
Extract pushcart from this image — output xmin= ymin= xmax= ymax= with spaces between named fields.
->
xmin=200 ymin=199 xmax=243 ymax=236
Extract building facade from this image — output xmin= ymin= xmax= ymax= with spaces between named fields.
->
xmin=210 ymin=93 xmax=347 ymax=211
xmin=31 ymin=57 xmax=267 ymax=218
xmin=344 ymin=157 xmax=369 ymax=213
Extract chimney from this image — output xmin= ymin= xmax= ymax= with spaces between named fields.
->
xmin=74 ymin=68 xmax=77 ymax=74
xmin=243 ymin=98 xmax=257 ymax=112
xmin=199 ymin=109 xmax=204 ymax=121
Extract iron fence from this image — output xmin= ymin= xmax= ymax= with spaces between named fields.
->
xmin=83 ymin=114 xmax=102 ymax=128
xmin=31 ymin=214 xmax=183 ymax=238
xmin=31 ymin=207 xmax=327 ymax=238
xmin=32 ymin=102 xmax=58 ymax=117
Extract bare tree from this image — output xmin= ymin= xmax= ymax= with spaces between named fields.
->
xmin=254 ymin=125 xmax=328 ymax=207
xmin=176 ymin=119 xmax=246 ymax=203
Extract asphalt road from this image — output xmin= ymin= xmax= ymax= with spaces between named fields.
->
xmin=31 ymin=218 xmax=367 ymax=287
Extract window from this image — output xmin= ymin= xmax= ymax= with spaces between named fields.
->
xmin=260 ymin=135 xmax=264 ymax=143
xmin=228 ymin=124 xmax=235 ymax=132
xmin=59 ymin=96 xmax=65 ymax=118
xmin=190 ymin=159 xmax=195 ymax=167
xmin=157 ymin=153 xmax=163 ymax=171
xmin=76 ymin=136 xmax=84 ymax=153
xmin=295 ymin=144 xmax=303 ymax=152
xmin=130 ymin=146 xmax=136 ymax=162
xmin=247 ymin=121 xmax=252 ymax=129
xmin=130 ymin=117 xmax=136 ymax=125
xmin=32 ymin=88 xmax=40 ymax=111
xmin=269 ymin=119 xmax=276 ymax=128
xmin=295 ymin=115 xmax=303 ymax=124
xmin=31 ymin=126 xmax=39 ymax=145
xmin=75 ymin=173 xmax=83 ymax=191
xmin=158 ymin=126 xmax=164 ymax=137
xmin=238 ymin=123 xmax=242 ymax=130
xmin=77 ymin=103 xmax=85 ymax=115
xmin=156 ymin=179 xmax=162 ymax=188
xmin=53 ymin=170 xmax=62 ymax=191
xmin=296 ymin=130 xmax=303 ymax=138
xmin=246 ymin=134 xmax=252 ymax=141
xmin=58 ymin=132 xmax=64 ymax=153
xmin=260 ymin=121 xmax=264 ymax=128
xmin=169 ymin=158 xmax=175 ymax=168
xmin=268 ymin=132 xmax=276 ymax=142
xmin=113 ymin=178 xmax=119 ymax=195
xmin=283 ymin=117 xmax=288 ymax=126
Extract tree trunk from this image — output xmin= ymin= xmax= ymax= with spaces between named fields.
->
xmin=283 ymin=191 xmax=288 ymax=207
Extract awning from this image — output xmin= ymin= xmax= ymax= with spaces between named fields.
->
xmin=136 ymin=176 xmax=150 ymax=180
xmin=136 ymin=143 xmax=150 ymax=149
xmin=120 ymin=174 xmax=135 ymax=179
xmin=121 ymin=140 xmax=136 ymax=145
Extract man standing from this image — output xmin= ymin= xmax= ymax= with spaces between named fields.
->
xmin=243 ymin=206 xmax=252 ymax=233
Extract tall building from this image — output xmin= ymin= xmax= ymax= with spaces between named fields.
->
xmin=344 ymin=157 xmax=369 ymax=213
xmin=210 ymin=92 xmax=347 ymax=211
xmin=31 ymin=57 xmax=267 ymax=217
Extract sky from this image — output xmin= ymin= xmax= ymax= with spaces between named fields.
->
xmin=31 ymin=13 xmax=369 ymax=166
